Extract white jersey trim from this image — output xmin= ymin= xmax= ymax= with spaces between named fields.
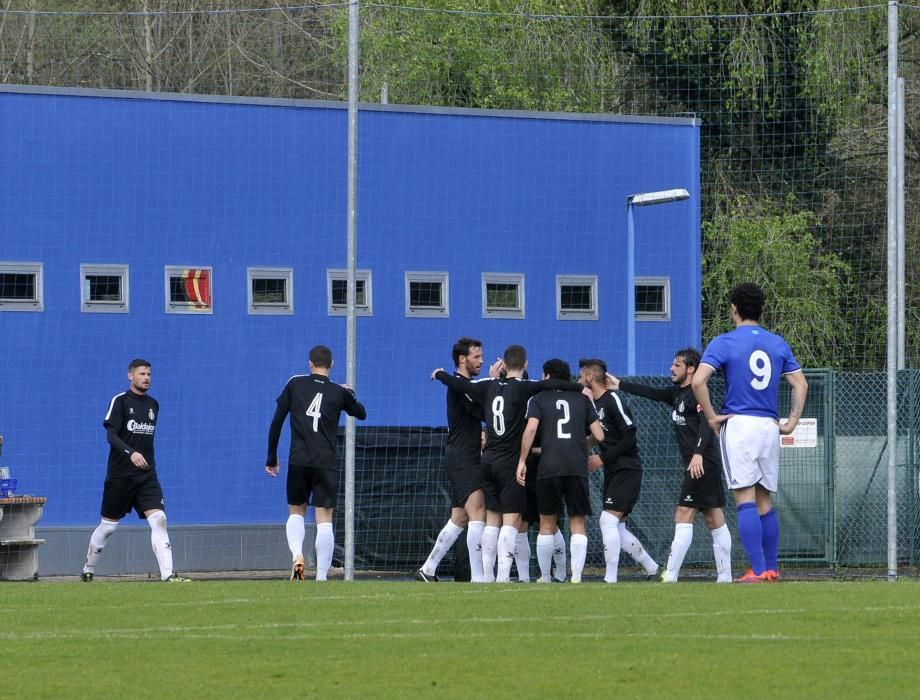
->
xmin=104 ymin=392 xmax=127 ymax=422
xmin=609 ymin=392 xmax=633 ymax=427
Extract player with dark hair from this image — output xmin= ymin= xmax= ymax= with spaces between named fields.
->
xmin=580 ymin=359 xmax=660 ymax=583
xmin=516 ymin=359 xmax=605 ymax=583
xmin=81 ymin=359 xmax=190 ymax=583
xmin=609 ymin=347 xmax=732 ymax=582
xmin=266 ymin=345 xmax=367 ymax=581
xmin=693 ymin=283 xmax=808 ymax=583
xmin=432 ymin=344 xmax=580 ymax=583
xmin=416 ymin=337 xmax=490 ymax=583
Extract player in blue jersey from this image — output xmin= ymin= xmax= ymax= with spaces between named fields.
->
xmin=692 ymin=283 xmax=808 ymax=583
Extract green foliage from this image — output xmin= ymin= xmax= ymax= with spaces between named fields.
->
xmin=354 ymin=0 xmax=617 ymax=111
xmin=702 ymin=198 xmax=857 ymax=368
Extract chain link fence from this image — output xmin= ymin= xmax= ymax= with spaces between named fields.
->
xmin=2 ymin=1 xmax=918 ymax=575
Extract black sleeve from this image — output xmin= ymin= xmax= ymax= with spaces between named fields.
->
xmin=103 ymin=398 xmax=134 ymax=458
xmin=599 ymin=395 xmax=638 ymax=466
xmin=694 ymin=408 xmax=715 ymax=455
xmin=343 ymin=387 xmax=367 ymax=421
xmin=435 ymin=371 xmax=488 ymax=401
xmin=523 ymin=378 xmax=582 ymax=398
xmin=266 ymin=393 xmax=290 ymax=466
xmin=457 ymin=390 xmax=484 ymax=419
xmin=618 ymin=380 xmax=674 ymax=405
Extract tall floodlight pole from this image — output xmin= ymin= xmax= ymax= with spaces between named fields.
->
xmin=625 ymin=189 xmax=690 ymax=375
xmin=344 ymin=0 xmax=359 ymax=582
xmin=885 ymin=0 xmax=898 ymax=582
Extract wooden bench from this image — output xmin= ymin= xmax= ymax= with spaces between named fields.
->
xmin=0 ymin=496 xmax=47 ymax=581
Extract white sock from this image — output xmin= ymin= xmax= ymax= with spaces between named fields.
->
xmin=664 ymin=523 xmax=693 ymax=582
xmin=315 ymin=522 xmax=334 ymax=581
xmin=536 ymin=534 xmax=554 ymax=581
xmin=552 ymin=528 xmax=567 ymax=581
xmin=422 ymin=520 xmax=464 ymax=576
xmin=599 ymin=511 xmax=621 ymax=583
xmin=570 ymin=533 xmax=588 ymax=583
xmin=711 ymin=524 xmax=733 ymax=582
xmin=514 ymin=532 xmax=531 ymax=582
xmin=619 ymin=522 xmax=658 ymax=574
xmin=467 ymin=521 xmax=485 ymax=582
xmin=286 ymin=514 xmax=305 ymax=561
xmin=496 ymin=525 xmax=518 ymax=583
xmin=147 ymin=511 xmax=174 ymax=581
xmin=481 ymin=525 xmax=499 ymax=583
xmin=83 ymin=518 xmax=118 ymax=573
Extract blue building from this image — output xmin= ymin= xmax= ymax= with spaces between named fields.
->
xmin=0 ymin=85 xmax=700 ymax=534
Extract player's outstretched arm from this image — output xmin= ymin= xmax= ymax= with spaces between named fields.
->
xmin=779 ymin=370 xmax=809 ymax=435
xmin=433 ymin=369 xmax=489 ymax=401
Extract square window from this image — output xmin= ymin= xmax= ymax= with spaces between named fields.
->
xmin=406 ymin=271 xmax=449 ymax=317
xmin=635 ymin=277 xmax=670 ymax=320
xmin=81 ymin=264 xmax=128 ymax=313
xmin=556 ymin=275 xmax=597 ymax=320
xmin=0 ymin=262 xmax=43 ymax=312
xmin=327 ymin=270 xmax=372 ymax=316
xmin=165 ymin=266 xmax=213 ymax=314
xmin=482 ymin=273 xmax=525 ymax=319
xmin=248 ymin=267 xmax=293 ymax=315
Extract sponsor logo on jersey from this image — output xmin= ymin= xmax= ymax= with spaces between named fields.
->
xmin=671 ymin=409 xmax=687 ymax=426
xmin=126 ymin=419 xmax=156 ymax=435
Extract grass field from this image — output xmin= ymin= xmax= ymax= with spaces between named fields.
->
xmin=3 ymin=579 xmax=919 ymax=698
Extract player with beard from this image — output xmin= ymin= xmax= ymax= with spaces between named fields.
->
xmin=609 ymin=348 xmax=732 ymax=582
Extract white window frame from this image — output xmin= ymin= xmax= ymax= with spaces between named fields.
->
xmin=80 ymin=264 xmax=129 ymax=313
xmin=482 ymin=272 xmax=525 ymax=319
xmin=635 ymin=276 xmax=671 ymax=321
xmin=0 ymin=261 xmax=43 ymax=312
xmin=405 ymin=271 xmax=449 ymax=318
xmin=248 ymin=267 xmax=293 ymax=315
xmin=165 ymin=265 xmax=213 ymax=314
xmin=327 ymin=269 xmax=372 ymax=316
xmin=556 ymin=274 xmax=597 ymax=320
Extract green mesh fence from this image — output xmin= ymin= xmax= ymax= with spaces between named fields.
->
xmin=2 ymin=2 xmax=919 ymax=577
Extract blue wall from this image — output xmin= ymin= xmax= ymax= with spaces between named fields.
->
xmin=0 ymin=87 xmax=700 ymax=525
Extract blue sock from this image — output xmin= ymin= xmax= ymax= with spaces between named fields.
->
xmin=760 ymin=509 xmax=779 ymax=571
xmin=736 ymin=502 xmax=765 ymax=574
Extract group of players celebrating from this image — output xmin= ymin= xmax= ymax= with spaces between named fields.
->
xmin=418 ymin=282 xmax=808 ymax=584
xmin=417 ymin=340 xmax=710 ymax=584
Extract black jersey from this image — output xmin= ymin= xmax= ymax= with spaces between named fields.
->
xmin=267 ymin=373 xmax=367 ymax=470
xmin=594 ymin=390 xmax=641 ymax=472
xmin=103 ymin=390 xmax=159 ymax=478
xmin=443 ymin=371 xmax=484 ymax=469
xmin=435 ymin=372 xmax=579 ymax=469
xmin=525 ymin=390 xmax=599 ymax=479
xmin=618 ymin=380 xmax=719 ymax=465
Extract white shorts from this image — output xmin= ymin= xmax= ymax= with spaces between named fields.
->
xmin=718 ymin=414 xmax=780 ymax=492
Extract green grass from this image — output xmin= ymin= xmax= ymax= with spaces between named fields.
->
xmin=3 ymin=579 xmax=919 ymax=699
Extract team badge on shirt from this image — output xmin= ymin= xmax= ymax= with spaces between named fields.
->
xmin=149 ymin=409 xmax=155 ymax=420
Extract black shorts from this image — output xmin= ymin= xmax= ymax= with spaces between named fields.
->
xmin=602 ymin=468 xmax=642 ymax=516
xmin=537 ymin=476 xmax=592 ymax=517
xmin=287 ymin=464 xmax=338 ymax=509
xmin=677 ymin=459 xmax=725 ymax=510
xmin=481 ymin=460 xmax=527 ymax=515
xmin=100 ymin=471 xmax=165 ymax=520
xmin=446 ymin=465 xmax=482 ymax=509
